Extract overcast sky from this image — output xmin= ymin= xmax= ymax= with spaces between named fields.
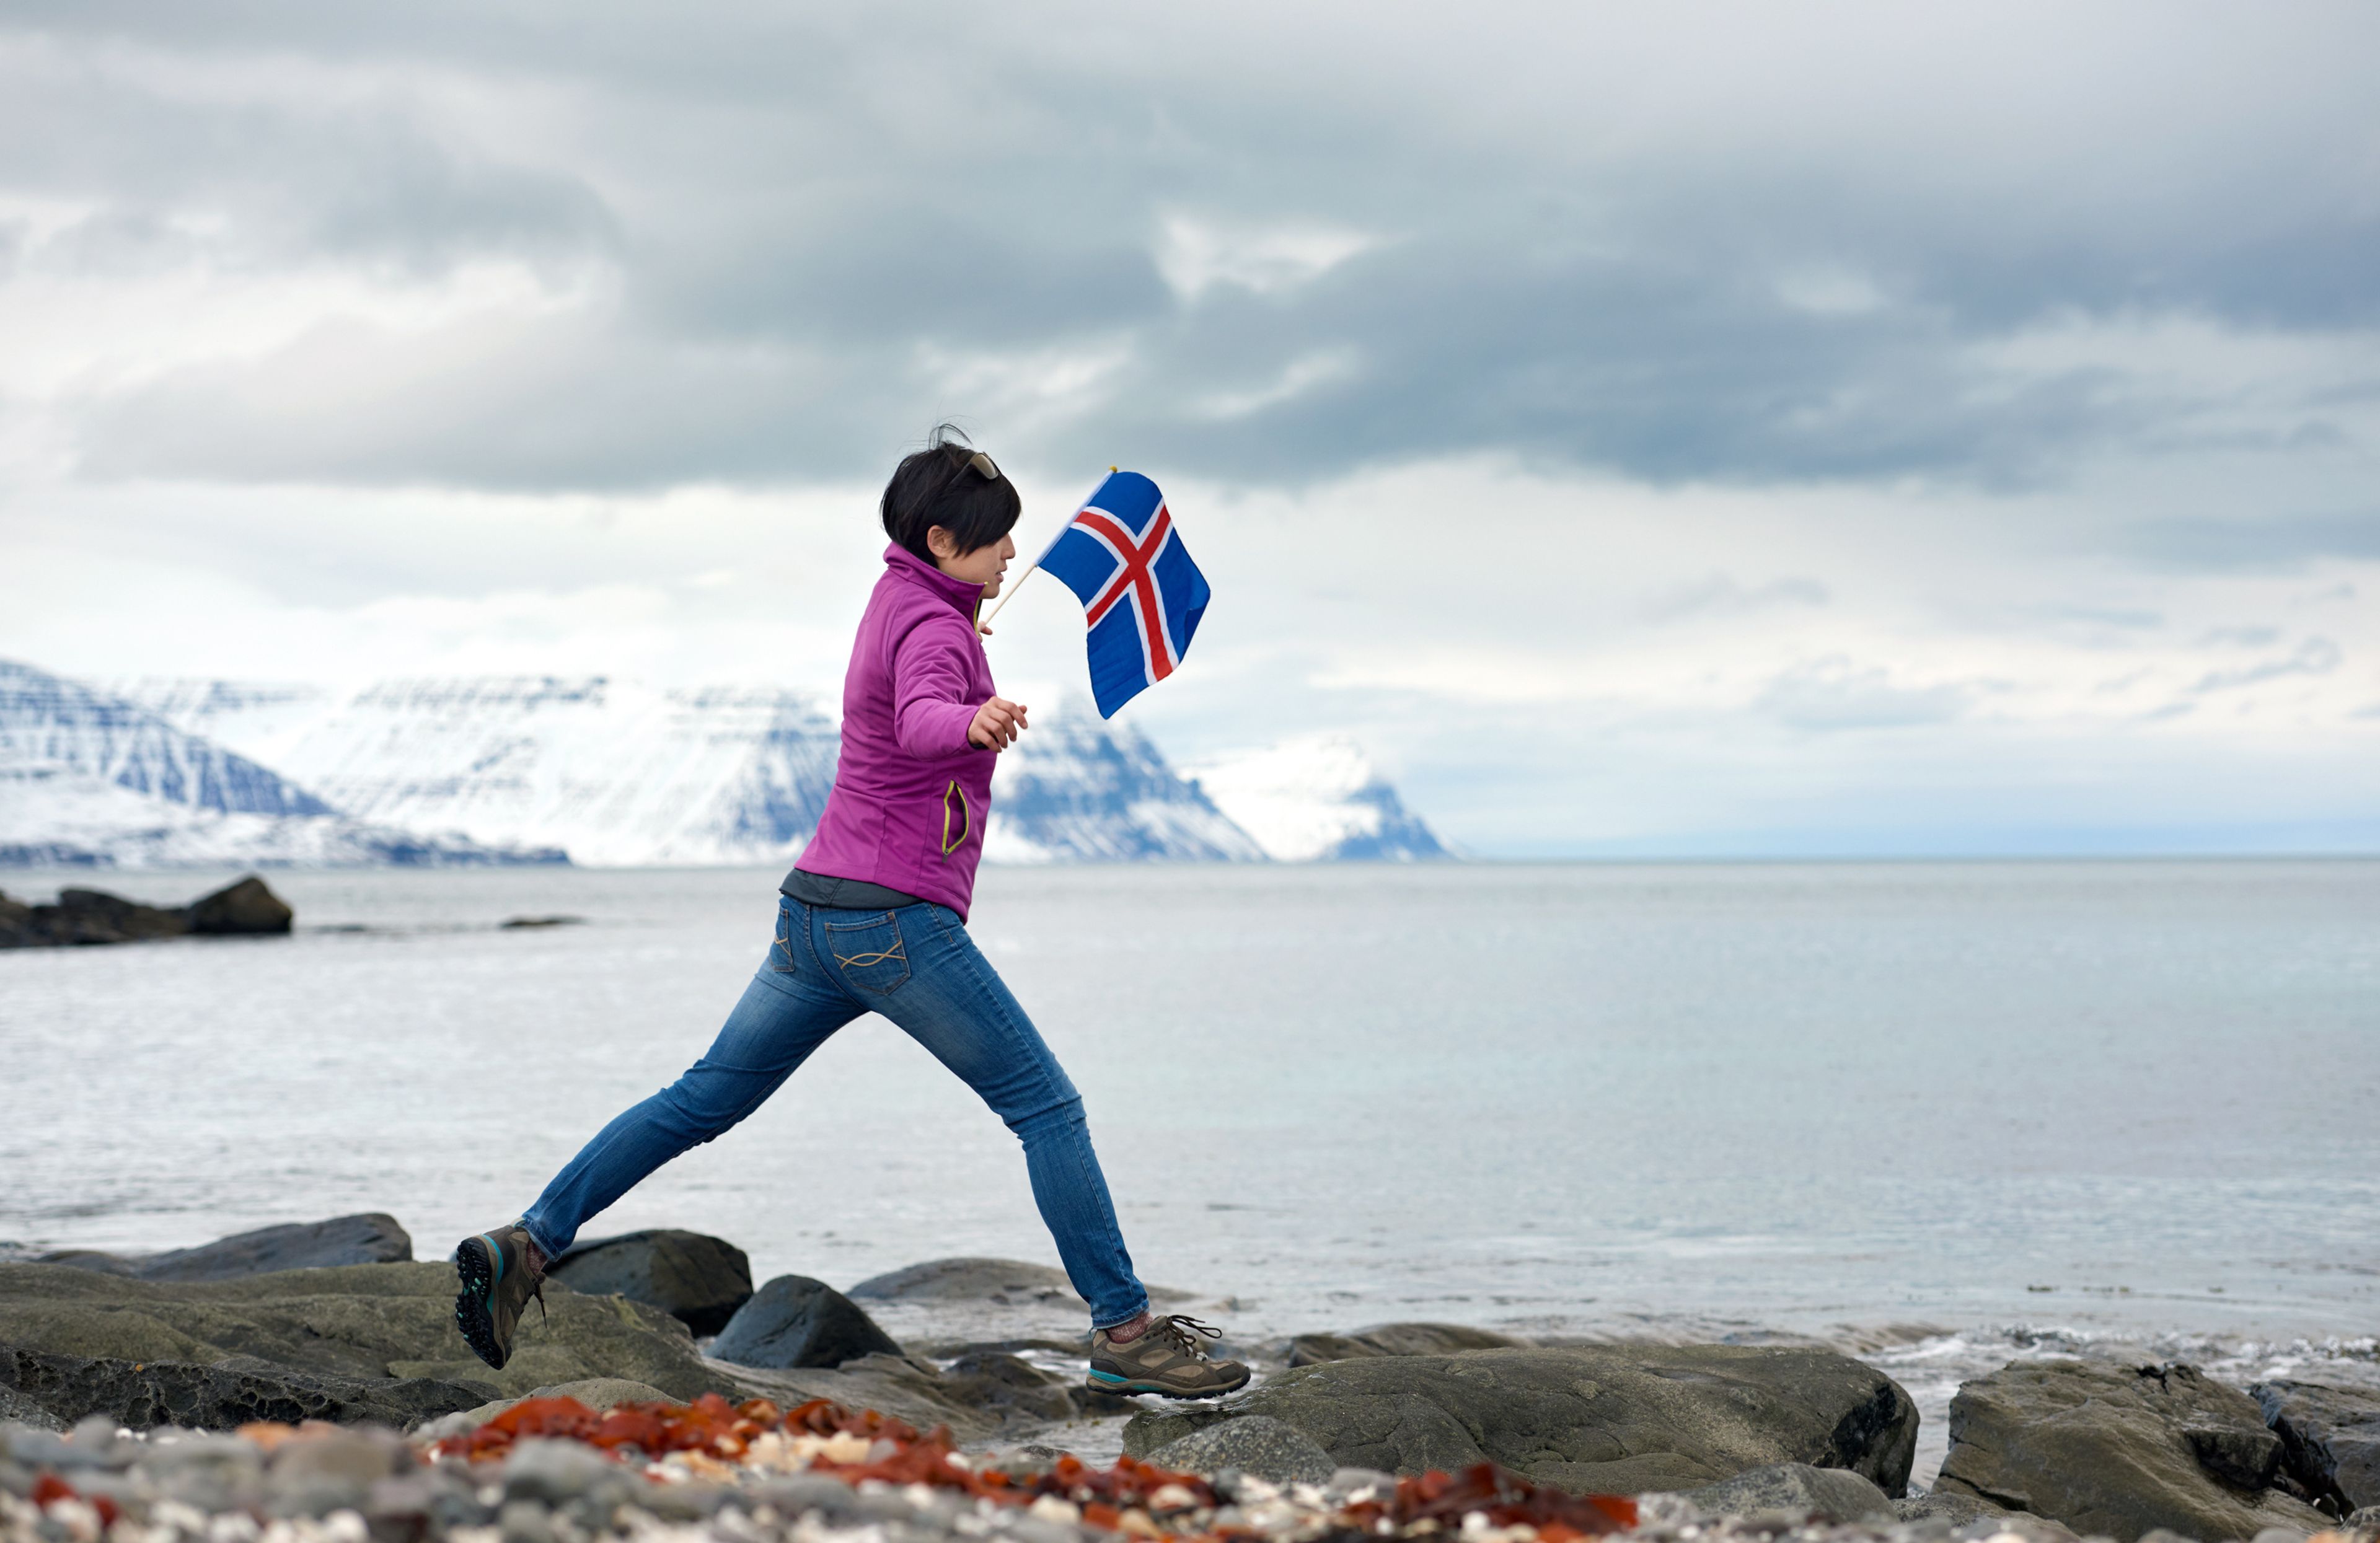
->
xmin=2 ymin=2 xmax=2375 ymax=856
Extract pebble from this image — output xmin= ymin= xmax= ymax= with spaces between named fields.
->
xmin=4 ymin=1417 xmax=2379 ymax=1543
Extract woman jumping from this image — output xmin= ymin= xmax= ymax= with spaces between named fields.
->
xmin=450 ymin=428 xmax=1247 ymax=1400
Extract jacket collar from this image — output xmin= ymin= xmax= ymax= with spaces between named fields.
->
xmin=883 ymin=542 xmax=988 ymax=618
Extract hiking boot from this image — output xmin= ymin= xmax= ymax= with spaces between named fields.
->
xmin=1086 ymin=1314 xmax=1251 ymax=1398
xmin=453 ymin=1224 xmax=546 ymax=1370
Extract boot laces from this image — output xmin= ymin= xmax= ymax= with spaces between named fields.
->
xmin=1153 ymin=1314 xmax=1223 ymax=1361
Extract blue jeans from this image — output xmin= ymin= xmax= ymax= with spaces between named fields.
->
xmin=521 ymin=897 xmax=1150 ymax=1329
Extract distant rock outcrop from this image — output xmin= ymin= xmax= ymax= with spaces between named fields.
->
xmin=0 ymin=875 xmax=294 ymax=948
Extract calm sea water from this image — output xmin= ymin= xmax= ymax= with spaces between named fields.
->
xmin=4 ymin=859 xmax=2376 ymax=1481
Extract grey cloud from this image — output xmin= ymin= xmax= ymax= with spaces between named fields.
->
xmin=1754 ymin=659 xmax=1979 ymax=732
xmin=2120 ymin=513 xmax=2380 ymax=573
xmin=2191 ymin=636 xmax=2342 ymax=693
xmin=11 ymin=2 xmax=2380 ymax=495
xmin=2198 ymin=626 xmax=2281 ymax=648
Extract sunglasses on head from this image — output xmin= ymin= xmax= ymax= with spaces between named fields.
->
xmin=961 ymin=450 xmax=1000 ymax=481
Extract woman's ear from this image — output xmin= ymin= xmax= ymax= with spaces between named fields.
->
xmin=925 ymin=525 xmax=958 ymax=560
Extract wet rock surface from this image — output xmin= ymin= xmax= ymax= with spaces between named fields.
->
xmin=1287 ymin=1322 xmax=1532 ymax=1367
xmin=1680 ymin=1462 xmax=1895 ymax=1524
xmin=2257 ymin=1380 xmax=2380 ymax=1514
xmin=1124 ymin=1343 xmax=1919 ymax=1498
xmin=39 ymin=1216 xmax=416 ymax=1284
xmin=1142 ymin=1416 xmax=1334 ymax=1486
xmin=0 ymin=1343 xmax=491 ymax=1430
xmin=0 ymin=876 xmax=291 ymax=948
xmin=1934 ymin=1360 xmax=2332 ymax=1542
xmin=547 ymin=1231 xmax=753 ymax=1337
xmin=0 ymin=1262 xmax=746 ymax=1404
xmin=712 ymin=1276 xmax=899 ymax=1369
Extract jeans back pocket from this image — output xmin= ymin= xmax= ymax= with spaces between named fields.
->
xmin=822 ymin=912 xmax=910 ymax=995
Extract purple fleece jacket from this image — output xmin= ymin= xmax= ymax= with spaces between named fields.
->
xmin=793 ymin=543 xmax=1001 ymax=918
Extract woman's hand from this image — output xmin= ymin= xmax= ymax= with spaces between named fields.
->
xmin=967 ymin=697 xmax=1030 ymax=751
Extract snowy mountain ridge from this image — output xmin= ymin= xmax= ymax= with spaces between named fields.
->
xmin=0 ymin=660 xmax=558 ymax=868
xmin=4 ymin=658 xmax=1448 ymax=868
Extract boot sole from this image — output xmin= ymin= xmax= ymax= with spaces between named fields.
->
xmin=453 ymin=1235 xmax=508 ymax=1370
xmin=1085 ymin=1366 xmax=1252 ymax=1399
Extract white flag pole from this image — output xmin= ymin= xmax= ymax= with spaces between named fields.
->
xmin=977 ymin=468 xmax=1116 ymax=636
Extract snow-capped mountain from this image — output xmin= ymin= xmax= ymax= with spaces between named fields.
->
xmin=0 ymin=660 xmax=558 ymax=868
xmin=125 ymin=676 xmax=844 ymax=868
xmin=987 ymin=708 xmax=1263 ymax=863
xmin=1184 ymin=737 xmax=1450 ymax=861
xmin=119 ymin=675 xmax=1264 ymax=868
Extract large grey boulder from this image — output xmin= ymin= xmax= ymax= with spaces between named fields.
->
xmin=1681 ymin=1462 xmax=1893 ymax=1523
xmin=1122 ymin=1343 xmax=1918 ymax=1497
xmin=1145 ymin=1417 xmax=1336 ymax=1486
xmin=711 ymin=1275 xmax=898 ymax=1369
xmin=0 ymin=1260 xmax=749 ymax=1403
xmin=547 ymin=1229 xmax=753 ymax=1336
xmin=1288 ymin=1324 xmax=1531 ymax=1367
xmin=123 ymin=1214 xmax=414 ymax=1282
xmin=1935 ymin=1360 xmax=2331 ymax=1542
xmin=847 ymin=1258 xmax=1085 ymax=1306
xmin=0 ymin=1342 xmax=491 ymax=1430
xmin=2256 ymin=1379 xmax=2380 ymax=1514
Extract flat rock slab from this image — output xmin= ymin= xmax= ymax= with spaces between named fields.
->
xmin=1145 ymin=1417 xmax=1336 ymax=1487
xmin=0 ymin=1342 xmax=491 ymax=1430
xmin=715 ymin=1353 xmax=1007 ymax=1444
xmin=0 ymin=1260 xmax=749 ymax=1405
xmin=2255 ymin=1378 xmax=2380 ymax=1513
xmin=548 ymin=1230 xmax=753 ymax=1337
xmin=712 ymin=1275 xmax=899 ymax=1369
xmin=1681 ymin=1462 xmax=1893 ymax=1524
xmin=1936 ymin=1360 xmax=2331 ymax=1542
xmin=1124 ymin=1343 xmax=1918 ymax=1497
xmin=1287 ymin=1323 xmax=1532 ymax=1368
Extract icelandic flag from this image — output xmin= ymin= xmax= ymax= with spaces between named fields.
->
xmin=1036 ymin=471 xmax=1210 ymax=718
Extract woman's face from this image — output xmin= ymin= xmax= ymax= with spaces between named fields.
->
xmin=928 ymin=527 xmax=1017 ymax=596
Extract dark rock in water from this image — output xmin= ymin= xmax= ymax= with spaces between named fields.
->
xmin=0 ymin=875 xmax=292 ymax=947
xmin=1934 ymin=1360 xmax=2330 ymax=1542
xmin=547 ymin=1229 xmax=752 ymax=1336
xmin=2256 ymin=1379 xmax=2380 ymax=1513
xmin=29 ymin=1249 xmax=143 ymax=1277
xmin=185 ymin=876 xmax=294 ymax=935
xmin=711 ymin=1275 xmax=897 ymax=1369
xmin=846 ymin=1255 xmax=1193 ymax=1308
xmin=0 ymin=1342 xmax=490 ymax=1430
xmin=500 ymin=916 xmax=586 ymax=930
xmin=847 ymin=1257 xmax=1083 ymax=1306
xmin=1146 ymin=1417 xmax=1335 ymax=1487
xmin=134 ymin=1213 xmax=414 ymax=1283
xmin=1682 ymin=1462 xmax=1893 ymax=1523
xmin=1124 ymin=1343 xmax=1918 ymax=1497
xmin=1287 ymin=1323 xmax=1530 ymax=1367
xmin=935 ymin=1352 xmax=1079 ymax=1425
xmin=0 ymin=1260 xmax=750 ymax=1404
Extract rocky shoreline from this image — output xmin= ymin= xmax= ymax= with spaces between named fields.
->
xmin=3 ymin=1216 xmax=2375 ymax=1543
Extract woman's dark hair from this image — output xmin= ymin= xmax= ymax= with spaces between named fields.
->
xmin=882 ymin=425 xmax=1021 ymax=563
